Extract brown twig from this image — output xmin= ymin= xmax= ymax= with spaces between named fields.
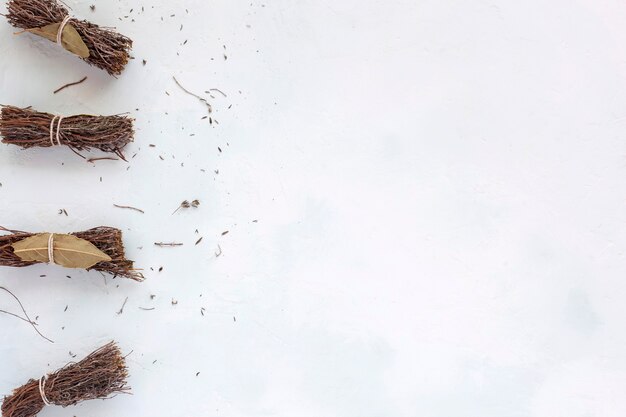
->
xmin=87 ymin=157 xmax=120 ymax=163
xmin=53 ymin=76 xmax=87 ymax=94
xmin=209 ymin=88 xmax=227 ymax=97
xmin=113 ymin=204 xmax=144 ymax=214
xmin=117 ymin=297 xmax=128 ymax=315
xmin=154 ymin=242 xmax=183 ymax=247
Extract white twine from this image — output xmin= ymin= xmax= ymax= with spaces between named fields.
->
xmin=49 ymin=116 xmax=64 ymax=146
xmin=55 ymin=116 xmax=64 ymax=146
xmin=47 ymin=233 xmax=55 ymax=265
xmin=38 ymin=375 xmax=52 ymax=406
xmin=56 ymin=15 xmax=72 ymax=45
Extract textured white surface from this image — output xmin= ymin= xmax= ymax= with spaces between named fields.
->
xmin=1 ymin=0 xmax=626 ymax=416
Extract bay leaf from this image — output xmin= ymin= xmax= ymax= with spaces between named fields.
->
xmin=26 ymin=22 xmax=90 ymax=58
xmin=12 ymin=233 xmax=111 ymax=269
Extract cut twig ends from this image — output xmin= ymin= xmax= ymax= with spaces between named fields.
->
xmin=1 ymin=342 xmax=130 ymax=417
xmin=6 ymin=0 xmax=133 ymax=75
xmin=0 ymin=226 xmax=144 ymax=281
xmin=0 ymin=106 xmax=134 ymax=160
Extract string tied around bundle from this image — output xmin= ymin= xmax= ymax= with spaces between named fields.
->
xmin=49 ymin=116 xmax=64 ymax=146
xmin=47 ymin=233 xmax=55 ymax=265
xmin=38 ymin=375 xmax=52 ymax=406
xmin=56 ymin=15 xmax=72 ymax=45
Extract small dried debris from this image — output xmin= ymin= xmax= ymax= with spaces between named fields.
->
xmin=172 ymin=199 xmax=199 ymax=214
xmin=117 ymin=297 xmax=128 ymax=315
xmin=113 ymin=204 xmax=144 ymax=214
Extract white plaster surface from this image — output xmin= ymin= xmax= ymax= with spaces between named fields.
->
xmin=1 ymin=0 xmax=626 ymax=416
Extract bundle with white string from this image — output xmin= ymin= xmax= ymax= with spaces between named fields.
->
xmin=5 ymin=0 xmax=132 ymax=75
xmin=1 ymin=342 xmax=130 ymax=417
xmin=0 ymin=226 xmax=144 ymax=281
xmin=0 ymin=105 xmax=134 ymax=160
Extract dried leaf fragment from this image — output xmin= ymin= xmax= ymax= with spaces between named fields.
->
xmin=12 ymin=233 xmax=111 ymax=269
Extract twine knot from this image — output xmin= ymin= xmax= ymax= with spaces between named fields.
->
xmin=49 ymin=116 xmax=64 ymax=146
xmin=38 ymin=375 xmax=52 ymax=406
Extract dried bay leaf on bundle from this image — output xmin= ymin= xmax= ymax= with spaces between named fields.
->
xmin=12 ymin=233 xmax=111 ymax=269
xmin=26 ymin=22 xmax=90 ymax=58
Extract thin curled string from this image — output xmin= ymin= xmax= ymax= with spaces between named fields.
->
xmin=47 ymin=233 xmax=55 ymax=264
xmin=38 ymin=375 xmax=52 ymax=406
xmin=56 ymin=15 xmax=72 ymax=45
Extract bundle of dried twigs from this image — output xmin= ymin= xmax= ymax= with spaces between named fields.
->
xmin=5 ymin=0 xmax=133 ymax=75
xmin=0 ymin=106 xmax=134 ymax=160
xmin=1 ymin=341 xmax=130 ymax=417
xmin=0 ymin=226 xmax=143 ymax=281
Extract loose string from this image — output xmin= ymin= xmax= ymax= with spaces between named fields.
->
xmin=47 ymin=233 xmax=55 ymax=265
xmin=38 ymin=375 xmax=52 ymax=406
xmin=49 ymin=116 xmax=64 ymax=146
xmin=56 ymin=15 xmax=72 ymax=45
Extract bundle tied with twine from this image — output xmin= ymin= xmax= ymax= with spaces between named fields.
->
xmin=0 ymin=106 xmax=134 ymax=160
xmin=0 ymin=226 xmax=143 ymax=281
xmin=1 ymin=342 xmax=130 ymax=417
xmin=5 ymin=0 xmax=133 ymax=75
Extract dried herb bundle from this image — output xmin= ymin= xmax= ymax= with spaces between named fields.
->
xmin=1 ymin=342 xmax=130 ymax=417
xmin=0 ymin=226 xmax=143 ymax=281
xmin=5 ymin=0 xmax=133 ymax=75
xmin=0 ymin=106 xmax=134 ymax=160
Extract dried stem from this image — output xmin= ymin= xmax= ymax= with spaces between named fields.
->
xmin=53 ymin=76 xmax=87 ymax=94
xmin=113 ymin=204 xmax=144 ymax=214
xmin=0 ymin=287 xmax=53 ymax=343
xmin=173 ymin=76 xmax=213 ymax=114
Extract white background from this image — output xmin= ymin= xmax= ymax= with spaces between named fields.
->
xmin=1 ymin=0 xmax=626 ymax=416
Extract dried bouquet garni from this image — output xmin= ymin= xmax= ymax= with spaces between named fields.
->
xmin=5 ymin=0 xmax=133 ymax=75
xmin=0 ymin=226 xmax=143 ymax=281
xmin=1 ymin=341 xmax=130 ymax=417
xmin=0 ymin=105 xmax=134 ymax=160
